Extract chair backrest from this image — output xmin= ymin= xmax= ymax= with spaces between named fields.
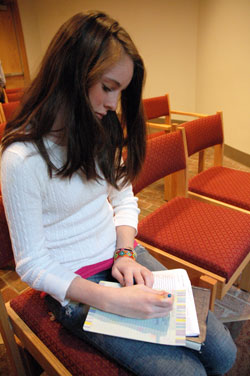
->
xmin=6 ymin=91 xmax=23 ymax=102
xmin=143 ymin=94 xmax=171 ymax=122
xmin=2 ymin=101 xmax=20 ymax=122
xmin=180 ymin=112 xmax=224 ymax=172
xmin=133 ymin=129 xmax=187 ymax=195
xmin=5 ymin=88 xmax=24 ymax=94
xmin=181 ymin=112 xmax=224 ymax=156
xmin=0 ymin=121 xmax=6 ymax=140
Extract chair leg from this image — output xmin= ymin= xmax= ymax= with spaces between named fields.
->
xmin=164 ymin=176 xmax=172 ymax=201
xmin=198 ymin=275 xmax=217 ymax=311
xmin=239 ymin=261 xmax=250 ymax=292
xmin=0 ymin=292 xmax=27 ymax=376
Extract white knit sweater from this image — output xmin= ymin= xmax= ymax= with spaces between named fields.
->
xmin=1 ymin=139 xmax=139 ymax=305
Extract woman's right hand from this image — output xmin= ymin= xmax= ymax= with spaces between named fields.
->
xmin=66 ymin=277 xmax=174 ymax=320
xmin=103 ymin=283 xmax=174 ymax=319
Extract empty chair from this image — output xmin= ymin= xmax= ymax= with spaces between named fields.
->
xmin=0 ymin=122 xmax=6 ymax=142
xmin=143 ymin=94 xmax=172 ymax=135
xmin=0 ymin=101 xmax=20 ymax=122
xmin=180 ymin=112 xmax=250 ymax=214
xmin=133 ymin=130 xmax=250 ymax=310
xmin=143 ymin=93 xmax=207 ymax=134
xmin=5 ymin=88 xmax=24 ymax=102
xmin=143 ymin=94 xmax=208 ymax=200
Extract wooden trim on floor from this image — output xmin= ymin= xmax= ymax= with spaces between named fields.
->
xmin=224 ymin=144 xmax=250 ymax=168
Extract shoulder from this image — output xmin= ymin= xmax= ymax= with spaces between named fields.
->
xmin=2 ymin=141 xmax=38 ymax=163
xmin=1 ymin=141 xmax=46 ymax=181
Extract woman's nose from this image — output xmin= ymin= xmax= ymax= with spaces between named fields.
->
xmin=104 ymin=93 xmax=119 ymax=111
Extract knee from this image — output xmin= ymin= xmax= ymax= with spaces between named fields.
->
xmin=214 ymin=326 xmax=237 ymax=374
xmin=203 ymin=313 xmax=237 ymax=374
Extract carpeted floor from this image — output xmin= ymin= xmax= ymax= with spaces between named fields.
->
xmin=0 ymin=345 xmax=11 ymax=376
xmin=224 ymin=320 xmax=250 ymax=376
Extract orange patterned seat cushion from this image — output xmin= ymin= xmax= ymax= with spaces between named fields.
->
xmin=189 ymin=166 xmax=250 ymax=211
xmin=137 ymin=197 xmax=250 ymax=281
xmin=10 ymin=289 xmax=133 ymax=376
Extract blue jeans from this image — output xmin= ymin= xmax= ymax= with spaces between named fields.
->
xmin=46 ymin=245 xmax=236 ymax=376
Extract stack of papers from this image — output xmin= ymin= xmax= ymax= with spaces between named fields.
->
xmin=83 ymin=269 xmax=200 ymax=348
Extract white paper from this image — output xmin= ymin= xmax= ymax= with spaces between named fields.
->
xmin=153 ymin=269 xmax=199 ymax=336
xmin=84 ymin=284 xmax=186 ymax=346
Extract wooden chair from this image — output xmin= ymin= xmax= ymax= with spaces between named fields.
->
xmin=0 ymin=104 xmax=5 ymax=123
xmin=0 ymin=88 xmax=8 ymax=103
xmin=179 ymin=112 xmax=250 ymax=215
xmin=0 ymin=101 xmax=20 ymax=123
xmin=179 ymin=112 xmax=250 ymax=292
xmin=0 ymin=122 xmax=6 ymax=141
xmin=0 ymin=212 xmax=133 ymax=376
xmin=5 ymin=88 xmax=24 ymax=102
xmin=143 ymin=94 xmax=208 ymax=200
xmin=143 ymin=93 xmax=207 ymax=134
xmin=133 ymin=130 xmax=250 ymax=311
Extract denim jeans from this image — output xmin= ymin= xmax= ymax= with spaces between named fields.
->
xmin=46 ymin=244 xmax=236 ymax=376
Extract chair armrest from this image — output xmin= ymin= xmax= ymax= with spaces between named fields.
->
xmin=171 ymin=110 xmax=208 ymax=118
xmin=146 ymin=121 xmax=171 ymax=131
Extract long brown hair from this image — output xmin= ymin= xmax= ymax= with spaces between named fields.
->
xmin=1 ymin=11 xmax=146 ymax=188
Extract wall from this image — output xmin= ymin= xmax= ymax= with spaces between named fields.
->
xmin=196 ymin=0 xmax=250 ymax=154
xmin=17 ymin=0 xmax=199 ymax=112
xmin=17 ymin=0 xmax=249 ymax=154
xmin=17 ymin=0 xmax=42 ymax=78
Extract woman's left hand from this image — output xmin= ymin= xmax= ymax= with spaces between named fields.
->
xmin=112 ymin=257 xmax=154 ymax=288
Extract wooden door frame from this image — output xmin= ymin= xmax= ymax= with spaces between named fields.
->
xmin=1 ymin=0 xmax=30 ymax=88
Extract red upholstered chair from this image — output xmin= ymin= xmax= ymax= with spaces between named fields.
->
xmin=0 ymin=121 xmax=6 ymax=141
xmin=0 ymin=101 xmax=20 ymax=122
xmin=133 ymin=130 xmax=250 ymax=311
xmin=143 ymin=94 xmax=208 ymax=200
xmin=180 ymin=112 xmax=250 ymax=292
xmin=143 ymin=93 xmax=208 ymax=135
xmin=180 ymin=112 xmax=250 ymax=215
xmin=5 ymin=88 xmax=24 ymax=102
xmin=143 ymin=94 xmax=172 ymax=136
xmin=0 ymin=201 xmax=132 ymax=374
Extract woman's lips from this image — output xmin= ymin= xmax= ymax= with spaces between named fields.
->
xmin=96 ymin=112 xmax=106 ymax=119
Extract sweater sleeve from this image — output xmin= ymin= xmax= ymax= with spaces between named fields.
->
xmin=1 ymin=147 xmax=79 ymax=306
xmin=108 ymin=181 xmax=140 ymax=232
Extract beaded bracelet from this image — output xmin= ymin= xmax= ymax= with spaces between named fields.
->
xmin=114 ymin=247 xmax=137 ymax=261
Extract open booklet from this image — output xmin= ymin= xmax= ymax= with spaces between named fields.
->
xmin=83 ymin=269 xmax=202 ymax=349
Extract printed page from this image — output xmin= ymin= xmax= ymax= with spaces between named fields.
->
xmin=84 ymin=281 xmax=186 ymax=346
xmin=153 ymin=269 xmax=199 ymax=336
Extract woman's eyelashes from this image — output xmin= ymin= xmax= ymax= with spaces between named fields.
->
xmin=102 ymin=84 xmax=113 ymax=92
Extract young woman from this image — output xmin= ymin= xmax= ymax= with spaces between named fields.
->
xmin=1 ymin=11 xmax=236 ymax=375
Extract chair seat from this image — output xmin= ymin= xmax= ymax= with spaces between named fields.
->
xmin=10 ymin=289 xmax=133 ymax=376
xmin=189 ymin=166 xmax=250 ymax=211
xmin=137 ymin=197 xmax=250 ymax=281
